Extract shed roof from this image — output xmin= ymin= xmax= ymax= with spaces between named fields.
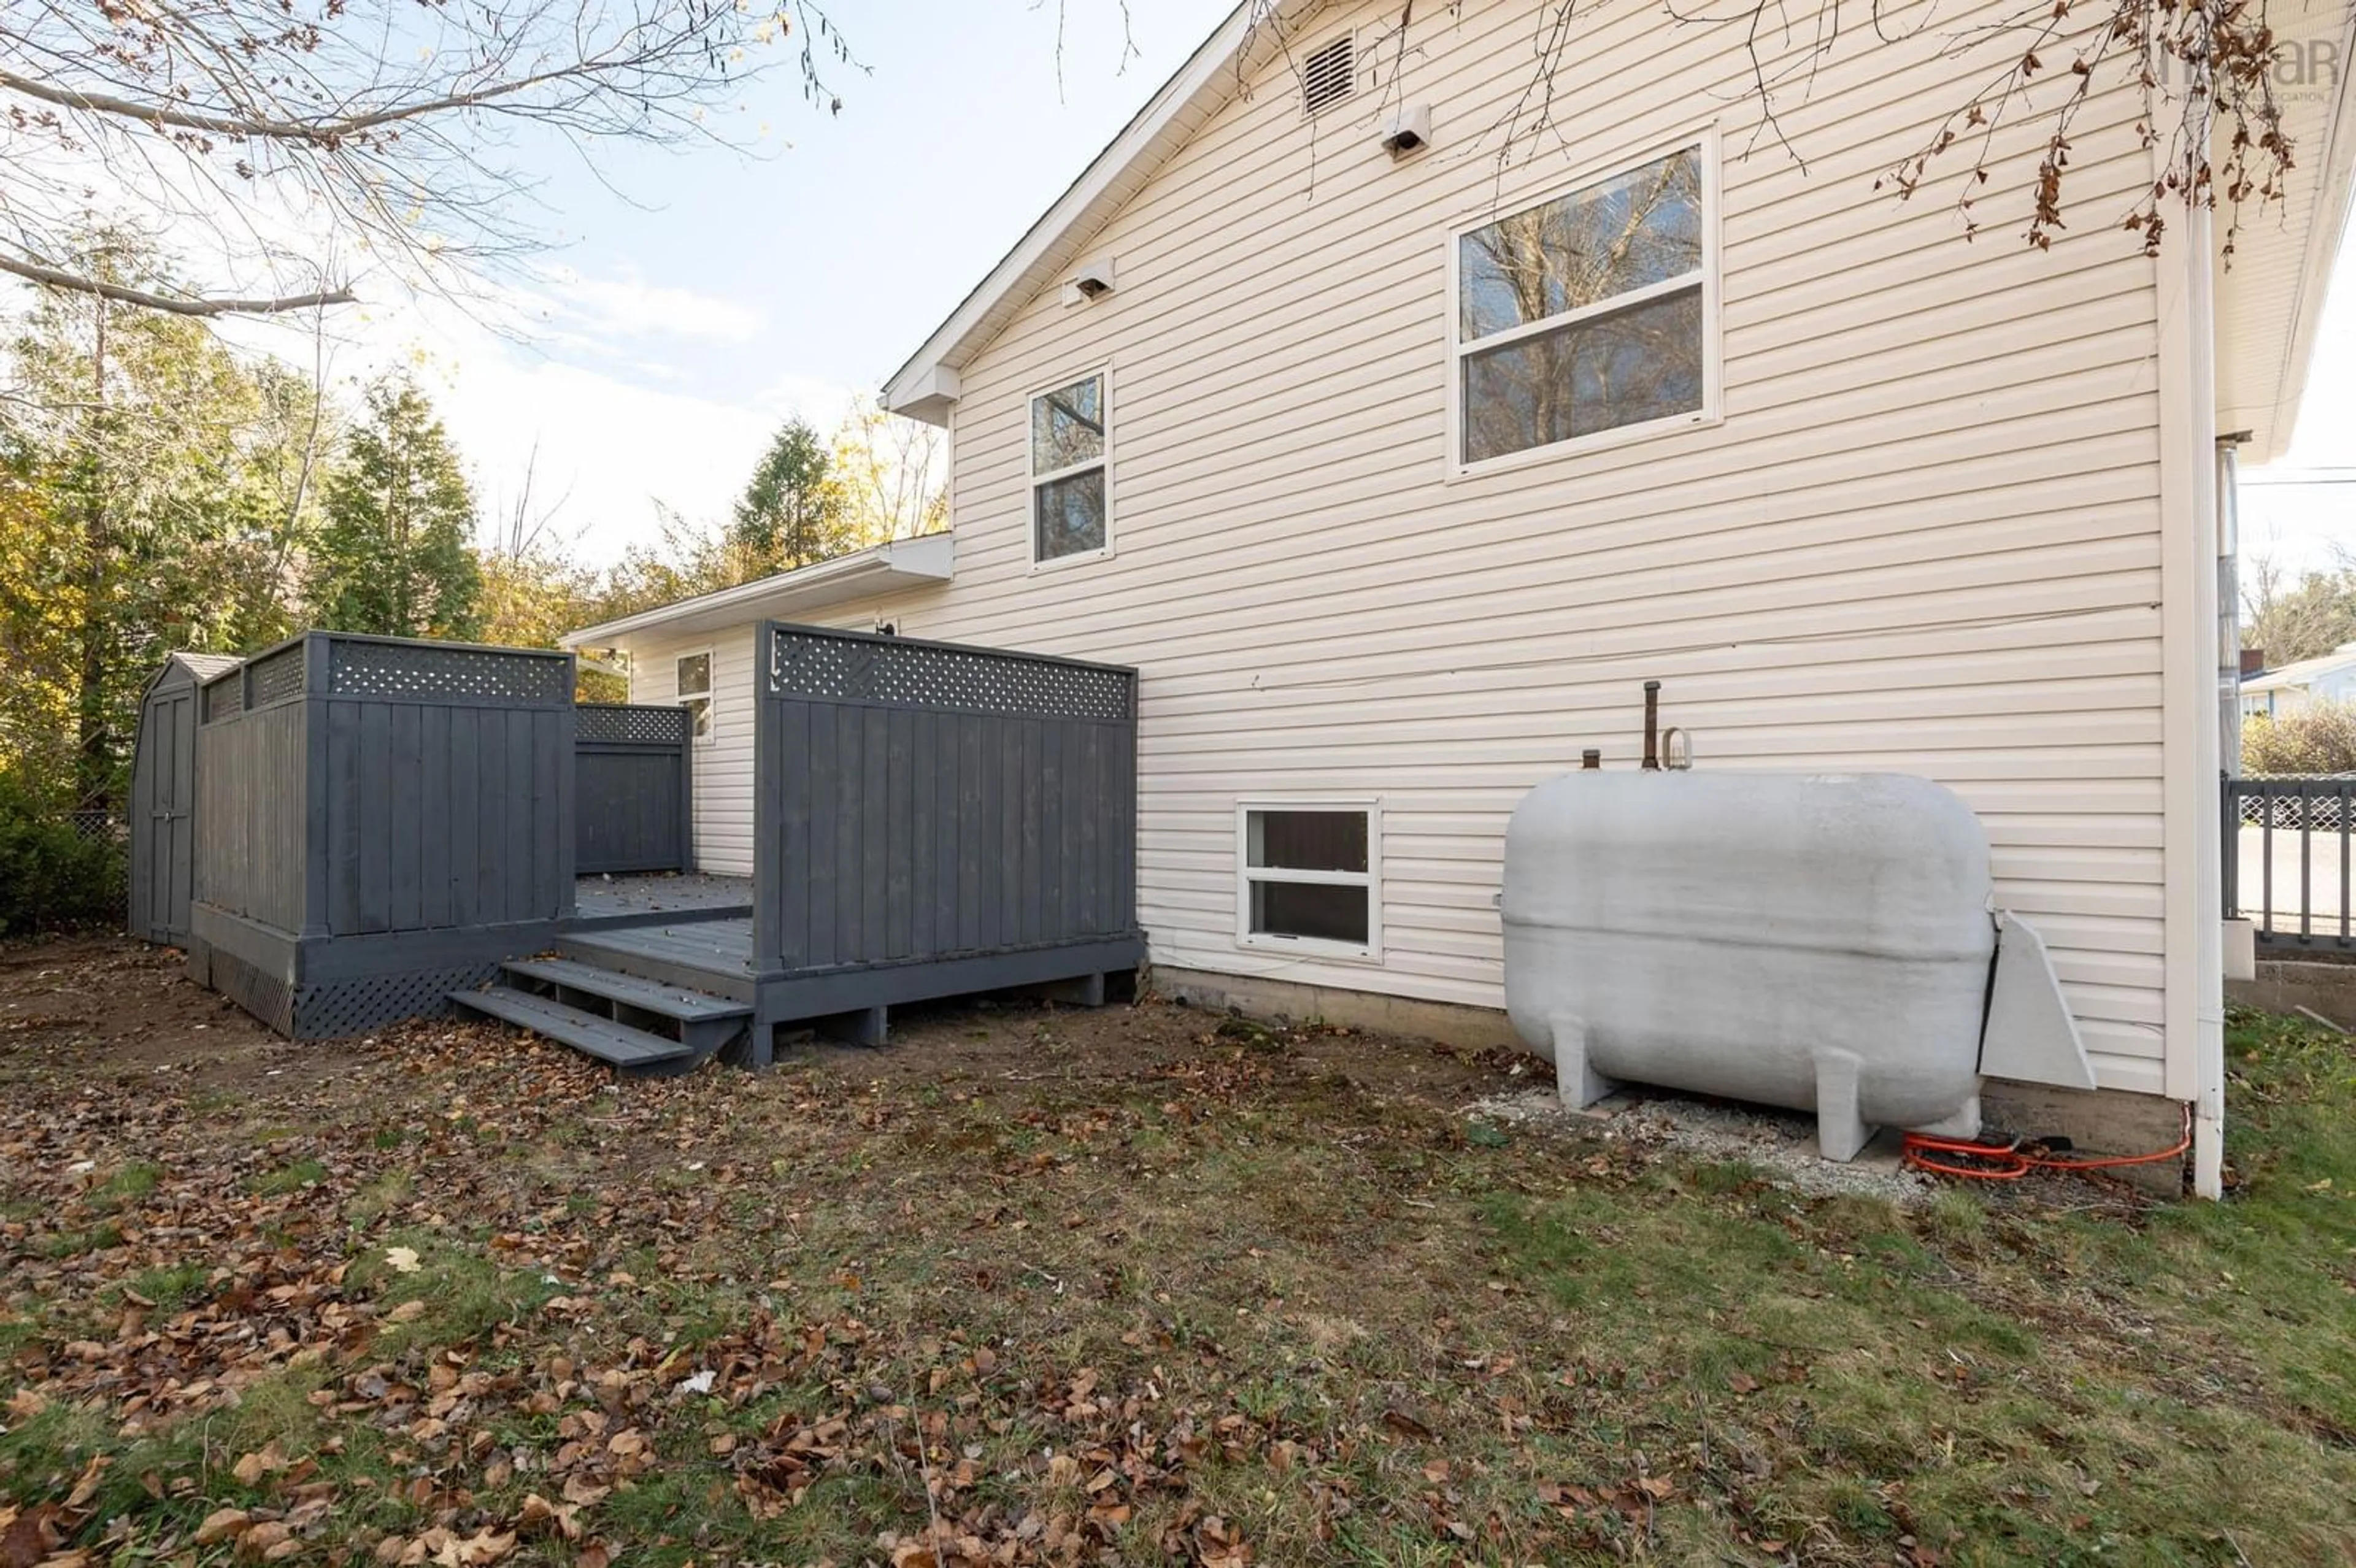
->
xmin=145 ymin=650 xmax=243 ymax=697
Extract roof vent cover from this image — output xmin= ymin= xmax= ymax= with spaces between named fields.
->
xmin=1301 ymin=33 xmax=1356 ymax=115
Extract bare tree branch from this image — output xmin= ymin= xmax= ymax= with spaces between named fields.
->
xmin=0 ymin=252 xmax=355 ymax=315
xmin=1 ymin=0 xmax=859 ymax=315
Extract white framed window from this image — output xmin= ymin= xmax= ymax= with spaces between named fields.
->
xmin=1028 ymin=368 xmax=1111 ymax=567
xmin=1449 ymin=131 xmax=1719 ymax=473
xmin=675 ymin=650 xmax=714 ymax=744
xmin=1236 ymin=801 xmax=1381 ymax=961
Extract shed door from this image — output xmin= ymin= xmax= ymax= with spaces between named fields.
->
xmin=147 ymin=691 xmax=196 ymax=942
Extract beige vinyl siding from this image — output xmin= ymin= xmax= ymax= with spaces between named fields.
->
xmin=618 ymin=0 xmax=2177 ymax=1091
xmin=627 ymin=628 xmax=761 ymax=877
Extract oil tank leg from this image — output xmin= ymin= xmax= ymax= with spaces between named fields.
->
xmin=1549 ymin=1014 xmax=1616 ymax=1109
xmin=1911 ymin=1094 xmax=1981 ymax=1140
xmin=1812 ymin=1048 xmax=1874 ymax=1163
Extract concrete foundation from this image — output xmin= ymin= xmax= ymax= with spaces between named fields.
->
xmin=2227 ymin=959 xmax=2356 ymax=1031
xmin=1147 ymin=967 xmax=1523 ymax=1051
xmin=1979 ymin=1080 xmax=2190 ymax=1197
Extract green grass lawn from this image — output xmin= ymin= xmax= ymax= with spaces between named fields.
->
xmin=1 ymin=939 xmax=2352 ymax=1566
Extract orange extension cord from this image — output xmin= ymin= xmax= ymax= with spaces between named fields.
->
xmin=1900 ymin=1102 xmax=2194 ymax=1182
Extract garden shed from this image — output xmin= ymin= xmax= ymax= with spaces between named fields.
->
xmin=129 ymin=651 xmax=242 ymax=947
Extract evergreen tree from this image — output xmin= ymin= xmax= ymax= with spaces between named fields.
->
xmin=309 ymin=378 xmax=483 ymax=640
xmin=727 ymin=419 xmax=853 ymax=577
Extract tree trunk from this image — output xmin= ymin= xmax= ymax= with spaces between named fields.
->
xmin=73 ymin=299 xmax=111 ymax=814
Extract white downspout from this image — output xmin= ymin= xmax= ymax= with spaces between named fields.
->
xmin=2155 ymin=159 xmax=2227 ymax=1199
xmin=2188 ymin=212 xmax=2227 ymax=1202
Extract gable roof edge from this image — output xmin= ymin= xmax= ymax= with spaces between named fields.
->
xmin=882 ymin=0 xmax=1323 ymax=423
xmin=2257 ymin=2 xmax=2356 ymax=464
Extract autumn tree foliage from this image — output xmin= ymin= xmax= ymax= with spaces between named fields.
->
xmin=1 ymin=239 xmax=329 ymax=810
xmin=2242 ymin=703 xmax=2356 ymax=775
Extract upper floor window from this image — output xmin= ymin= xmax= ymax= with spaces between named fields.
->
xmin=1453 ymin=142 xmax=1713 ymax=467
xmin=1030 ymin=370 xmax=1109 ymax=565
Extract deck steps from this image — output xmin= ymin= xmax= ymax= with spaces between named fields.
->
xmin=450 ymin=951 xmax=754 ymax=1075
xmin=449 ymin=986 xmax=698 ymax=1072
xmin=499 ymin=957 xmax=751 ymax=1025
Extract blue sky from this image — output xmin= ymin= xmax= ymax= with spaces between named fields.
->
xmin=266 ymin=0 xmax=1236 ymax=563
xmin=225 ymin=0 xmax=2354 ymax=578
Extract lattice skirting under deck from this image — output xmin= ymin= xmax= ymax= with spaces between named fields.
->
xmin=291 ymin=964 xmax=502 ymax=1038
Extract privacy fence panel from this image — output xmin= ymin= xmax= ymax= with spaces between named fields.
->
xmin=190 ymin=632 xmax=577 ymax=1037
xmin=193 ymin=644 xmax=310 ymax=934
xmin=316 ymin=636 xmax=576 ymax=934
xmin=752 ymin=623 xmax=1139 ymax=977
xmin=576 ymin=704 xmax=693 ymax=875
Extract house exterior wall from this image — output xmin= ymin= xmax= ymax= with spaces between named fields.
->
xmin=650 ymin=0 xmax=2198 ymax=1096
xmin=627 ymin=626 xmax=764 ymax=877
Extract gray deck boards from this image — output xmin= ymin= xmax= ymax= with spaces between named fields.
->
xmin=502 ymin=957 xmax=750 ymax=1021
xmin=449 ymin=986 xmax=693 ymax=1066
xmin=573 ymin=918 xmax=758 ymax=974
xmin=572 ymin=874 xmax=752 ymax=924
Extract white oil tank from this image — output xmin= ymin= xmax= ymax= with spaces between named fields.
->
xmin=1501 ymin=768 xmax=2097 ymax=1161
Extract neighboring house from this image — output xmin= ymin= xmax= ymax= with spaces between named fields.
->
xmin=564 ymin=0 xmax=2356 ymax=1194
xmin=2239 ymin=644 xmax=2356 ymax=720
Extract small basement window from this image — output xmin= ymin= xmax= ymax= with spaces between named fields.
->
xmin=1030 ymin=370 xmax=1110 ymax=565
xmin=676 ymin=651 xmax=713 ymax=742
xmin=1238 ymin=803 xmax=1380 ymax=959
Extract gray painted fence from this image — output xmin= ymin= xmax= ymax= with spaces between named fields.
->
xmin=191 ymin=632 xmax=577 ymax=1036
xmin=750 ymin=622 xmax=1138 ymax=979
xmin=576 ymin=704 xmax=693 ymax=875
xmin=193 ymin=642 xmax=310 ymax=934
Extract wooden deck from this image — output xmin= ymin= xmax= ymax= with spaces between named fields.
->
xmin=559 ymin=917 xmax=760 ymax=1003
xmin=571 ymin=874 xmax=753 ymax=929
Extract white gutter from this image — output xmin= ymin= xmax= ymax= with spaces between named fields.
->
xmin=560 ymin=532 xmax=956 ymax=650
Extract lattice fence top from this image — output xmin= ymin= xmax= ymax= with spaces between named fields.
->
xmin=326 ymin=637 xmax=572 ymax=705
xmin=2237 ymin=790 xmax=2352 ymax=831
xmin=245 ymin=643 xmax=306 ymax=708
xmin=201 ymin=672 xmax=245 ymax=723
xmin=766 ymin=628 xmax=1133 ymax=721
xmin=578 ymin=704 xmax=690 ymax=745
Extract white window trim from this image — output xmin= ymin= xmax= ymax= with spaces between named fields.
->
xmin=1026 ymin=364 xmax=1114 ymax=572
xmin=1234 ymin=797 xmax=1384 ymax=964
xmin=1444 ymin=123 xmax=1723 ymax=482
xmin=675 ymin=647 xmax=716 ymax=747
